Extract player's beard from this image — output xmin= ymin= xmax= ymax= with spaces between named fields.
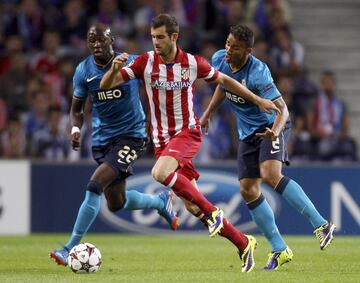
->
xmin=155 ymin=43 xmax=172 ymax=58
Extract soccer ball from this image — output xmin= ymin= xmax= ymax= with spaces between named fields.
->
xmin=68 ymin=243 xmax=102 ymax=273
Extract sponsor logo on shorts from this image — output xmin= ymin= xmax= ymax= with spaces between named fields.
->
xmin=271 ymin=138 xmax=280 ymax=154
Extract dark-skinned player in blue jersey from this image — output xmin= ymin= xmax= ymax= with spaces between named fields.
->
xmin=200 ymin=24 xmax=335 ymax=270
xmin=50 ymin=24 xmax=178 ymax=266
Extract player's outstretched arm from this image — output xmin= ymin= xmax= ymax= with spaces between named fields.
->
xmin=200 ymin=85 xmax=226 ymax=135
xmin=214 ymin=72 xmax=280 ymax=115
xmin=256 ymin=97 xmax=289 ymax=141
xmin=70 ymin=97 xmax=85 ymax=151
xmin=100 ymin=53 xmax=128 ymax=89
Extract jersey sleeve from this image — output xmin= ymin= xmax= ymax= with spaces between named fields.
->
xmin=254 ymin=64 xmax=281 ymax=101
xmin=195 ymin=55 xmax=219 ymax=82
xmin=73 ymin=63 xmax=88 ymax=99
xmin=211 ymin=49 xmax=225 ymax=70
xmin=120 ymin=53 xmax=147 ymax=82
xmin=128 ymin=54 xmax=138 ymax=63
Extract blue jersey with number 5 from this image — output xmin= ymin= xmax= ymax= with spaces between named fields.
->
xmin=73 ymin=52 xmax=146 ymax=147
xmin=212 ymin=50 xmax=281 ymax=140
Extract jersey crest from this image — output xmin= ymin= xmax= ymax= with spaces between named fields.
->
xmin=181 ymin=68 xmax=190 ymax=80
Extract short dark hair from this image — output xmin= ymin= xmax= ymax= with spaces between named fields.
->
xmin=88 ymin=23 xmax=112 ymax=39
xmin=230 ymin=25 xmax=254 ymax=48
xmin=151 ymin=13 xmax=179 ymax=36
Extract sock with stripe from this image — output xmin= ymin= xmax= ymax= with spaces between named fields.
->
xmin=274 ymin=176 xmax=327 ymax=228
xmin=163 ymin=172 xmax=215 ymax=214
xmin=247 ymin=194 xmax=287 ymax=252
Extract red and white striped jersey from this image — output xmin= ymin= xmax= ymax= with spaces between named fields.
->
xmin=120 ymin=47 xmax=219 ymax=147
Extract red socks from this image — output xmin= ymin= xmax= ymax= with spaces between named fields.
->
xmin=198 ymin=215 xmax=248 ymax=251
xmin=219 ymin=218 xmax=248 ymax=251
xmin=163 ymin=172 xmax=215 ymax=214
xmin=163 ymin=172 xmax=249 ymax=252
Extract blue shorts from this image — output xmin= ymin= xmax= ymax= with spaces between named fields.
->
xmin=92 ymin=136 xmax=148 ymax=182
xmin=237 ymin=121 xmax=291 ymax=179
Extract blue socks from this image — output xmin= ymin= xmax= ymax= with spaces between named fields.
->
xmin=275 ymin=177 xmax=327 ymax=228
xmin=246 ymin=176 xmax=327 ymax=252
xmin=65 ymin=190 xmax=101 ymax=250
xmin=247 ymin=194 xmax=287 ymax=252
xmin=123 ymin=190 xmax=163 ymax=211
xmin=64 ymin=189 xmax=163 ymax=251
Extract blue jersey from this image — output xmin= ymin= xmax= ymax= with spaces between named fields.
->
xmin=73 ymin=53 xmax=146 ymax=147
xmin=212 ymin=50 xmax=281 ymax=141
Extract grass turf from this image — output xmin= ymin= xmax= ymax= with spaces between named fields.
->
xmin=0 ymin=234 xmax=359 ymax=283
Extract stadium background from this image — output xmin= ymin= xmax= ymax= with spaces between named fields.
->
xmin=0 ymin=0 xmax=359 ymax=236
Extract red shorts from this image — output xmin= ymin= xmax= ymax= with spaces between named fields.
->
xmin=153 ymin=128 xmax=202 ymax=181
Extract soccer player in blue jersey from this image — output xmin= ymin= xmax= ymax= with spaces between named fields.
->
xmin=50 ymin=24 xmax=179 ymax=266
xmin=200 ymin=24 xmax=336 ymax=270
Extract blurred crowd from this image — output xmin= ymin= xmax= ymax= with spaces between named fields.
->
xmin=0 ymin=0 xmax=357 ymax=162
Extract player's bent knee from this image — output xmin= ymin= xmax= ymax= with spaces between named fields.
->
xmin=262 ymin=174 xmax=280 ymax=188
xmin=151 ymin=167 xmax=157 ymax=180
xmin=104 ymin=185 xmax=126 ymax=212
xmin=151 ymin=168 xmax=167 ymax=183
xmin=86 ymin=180 xmax=103 ymax=195
xmin=107 ymin=204 xmax=117 ymax=212
xmin=107 ymin=199 xmax=125 ymax=212
xmin=240 ymin=186 xmax=260 ymax=201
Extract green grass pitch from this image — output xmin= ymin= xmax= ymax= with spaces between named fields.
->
xmin=0 ymin=234 xmax=359 ymax=283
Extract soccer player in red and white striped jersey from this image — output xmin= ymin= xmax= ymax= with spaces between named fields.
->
xmin=101 ymin=13 xmax=279 ymax=272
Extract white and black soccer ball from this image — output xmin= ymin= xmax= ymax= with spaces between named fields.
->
xmin=68 ymin=243 xmax=102 ymax=273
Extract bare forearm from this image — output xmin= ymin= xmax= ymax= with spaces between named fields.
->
xmin=100 ymin=67 xmax=119 ymax=89
xmin=70 ymin=111 xmax=83 ymax=128
xmin=271 ymin=110 xmax=288 ymax=136
xmin=100 ymin=54 xmax=127 ymax=89
xmin=204 ymin=86 xmax=226 ymax=118
xmin=70 ymin=97 xmax=84 ymax=128
xmin=271 ymin=99 xmax=289 ymax=136
xmin=216 ymin=73 xmax=261 ymax=104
